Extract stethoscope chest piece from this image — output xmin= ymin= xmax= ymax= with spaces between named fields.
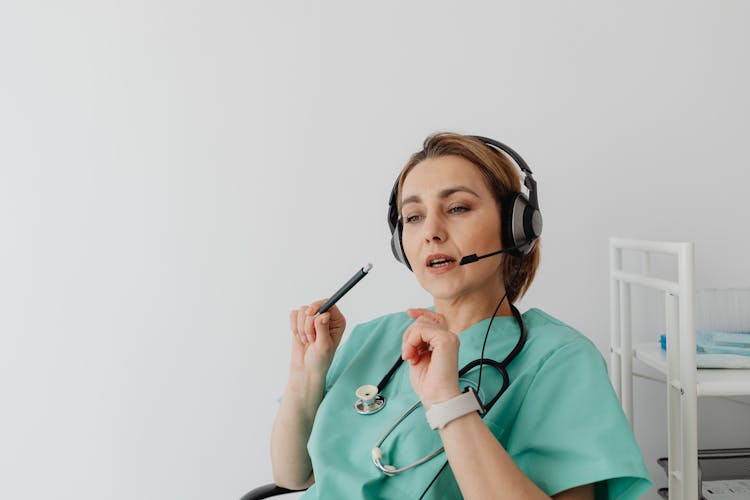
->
xmin=354 ymin=384 xmax=385 ymax=415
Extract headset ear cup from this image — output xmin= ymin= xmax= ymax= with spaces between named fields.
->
xmin=523 ymin=203 xmax=543 ymax=252
xmin=390 ymin=221 xmax=411 ymax=270
xmin=387 ymin=179 xmax=412 ymax=270
xmin=474 ymin=134 xmax=542 ymax=256
xmin=501 ymin=193 xmax=523 ymax=257
xmin=503 ymin=192 xmax=541 ymax=257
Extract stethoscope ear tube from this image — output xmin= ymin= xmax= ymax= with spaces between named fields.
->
xmin=372 ymin=442 xmax=446 ymax=476
xmin=371 ymin=399 xmax=446 ymax=475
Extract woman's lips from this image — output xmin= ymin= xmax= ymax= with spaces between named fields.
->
xmin=425 ymin=254 xmax=458 ymax=274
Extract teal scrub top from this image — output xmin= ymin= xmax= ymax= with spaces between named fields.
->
xmin=301 ymin=308 xmax=651 ymax=499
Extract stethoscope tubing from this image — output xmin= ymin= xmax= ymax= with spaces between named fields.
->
xmin=363 ymin=304 xmax=527 ymax=476
xmin=371 ymin=399 xmax=445 ymax=475
xmin=371 ymin=376 xmax=485 ymax=475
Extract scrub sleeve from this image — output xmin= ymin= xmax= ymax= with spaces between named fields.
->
xmin=500 ymin=337 xmax=651 ymax=498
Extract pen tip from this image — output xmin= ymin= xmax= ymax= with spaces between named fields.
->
xmin=363 ymin=263 xmax=373 ymax=273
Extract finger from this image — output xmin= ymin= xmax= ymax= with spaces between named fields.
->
xmin=406 ymin=308 xmax=430 ymax=319
xmin=401 ymin=323 xmax=432 ymax=363
xmin=289 ymin=310 xmax=302 ymax=345
xmin=297 ymin=306 xmax=309 ymax=344
xmin=402 ymin=341 xmax=425 ymax=363
xmin=401 ymin=315 xmax=441 ymax=343
xmin=406 ymin=308 xmax=446 ymax=325
xmin=304 ymin=309 xmax=316 ymax=344
xmin=402 ymin=341 xmax=431 ymax=364
xmin=307 ymin=298 xmax=328 ymax=316
xmin=402 ymin=321 xmax=456 ymax=365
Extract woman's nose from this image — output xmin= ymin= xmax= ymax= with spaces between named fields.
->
xmin=423 ymin=215 xmax=446 ymax=243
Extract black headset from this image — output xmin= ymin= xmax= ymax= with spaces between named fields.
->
xmin=387 ymin=135 xmax=543 ymax=270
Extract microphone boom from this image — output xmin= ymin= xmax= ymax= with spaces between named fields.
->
xmin=459 ymin=246 xmax=519 ymax=266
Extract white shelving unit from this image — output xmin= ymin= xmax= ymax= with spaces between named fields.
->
xmin=609 ymin=238 xmax=750 ymax=499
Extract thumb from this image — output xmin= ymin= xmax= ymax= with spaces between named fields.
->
xmin=313 ymin=313 xmax=332 ymax=349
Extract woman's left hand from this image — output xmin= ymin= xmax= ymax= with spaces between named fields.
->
xmin=401 ymin=308 xmax=462 ymax=409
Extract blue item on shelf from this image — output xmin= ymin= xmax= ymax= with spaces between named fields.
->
xmin=659 ymin=331 xmax=750 ymax=368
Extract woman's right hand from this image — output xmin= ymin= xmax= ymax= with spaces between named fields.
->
xmin=273 ymin=301 xmax=345 ymax=489
xmin=288 ymin=300 xmax=346 ymax=377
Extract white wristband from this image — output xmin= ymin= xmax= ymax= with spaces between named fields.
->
xmin=425 ymin=388 xmax=483 ymax=430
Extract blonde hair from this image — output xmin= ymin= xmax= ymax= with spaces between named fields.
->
xmin=397 ymin=132 xmax=541 ymax=303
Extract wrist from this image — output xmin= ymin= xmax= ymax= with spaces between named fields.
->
xmin=284 ymin=370 xmax=327 ymax=410
xmin=287 ymin=367 xmax=326 ymax=392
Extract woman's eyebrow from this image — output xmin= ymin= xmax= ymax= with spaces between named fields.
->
xmin=401 ymin=185 xmax=480 ymax=207
xmin=439 ymin=186 xmax=480 ymax=199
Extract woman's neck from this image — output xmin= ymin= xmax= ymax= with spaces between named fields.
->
xmin=434 ymin=292 xmax=513 ymax=334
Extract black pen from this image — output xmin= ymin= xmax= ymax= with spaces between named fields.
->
xmin=316 ymin=263 xmax=373 ymax=315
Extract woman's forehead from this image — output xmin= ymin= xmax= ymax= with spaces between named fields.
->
xmin=401 ymin=155 xmax=489 ymax=199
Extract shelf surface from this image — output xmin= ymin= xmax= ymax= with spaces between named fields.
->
xmin=634 ymin=343 xmax=750 ymax=397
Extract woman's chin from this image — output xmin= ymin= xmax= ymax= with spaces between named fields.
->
xmin=421 ymin=284 xmax=464 ymax=303
xmin=418 ymin=274 xmax=503 ymax=305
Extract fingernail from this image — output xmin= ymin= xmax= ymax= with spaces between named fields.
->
xmin=322 ymin=316 xmax=329 ymax=325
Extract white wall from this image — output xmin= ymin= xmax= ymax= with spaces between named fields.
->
xmin=1 ymin=1 xmax=749 ymax=499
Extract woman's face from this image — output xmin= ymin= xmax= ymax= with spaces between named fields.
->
xmin=400 ymin=155 xmax=505 ymax=303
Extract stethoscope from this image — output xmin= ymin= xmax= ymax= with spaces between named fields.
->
xmin=355 ymin=304 xmax=527 ymax=476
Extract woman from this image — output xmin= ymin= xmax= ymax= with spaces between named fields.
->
xmin=270 ymin=133 xmax=651 ymax=499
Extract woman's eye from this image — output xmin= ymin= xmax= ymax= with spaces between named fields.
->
xmin=448 ymin=205 xmax=469 ymax=214
xmin=404 ymin=214 xmax=422 ymax=224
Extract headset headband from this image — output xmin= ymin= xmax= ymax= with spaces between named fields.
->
xmin=470 ymin=136 xmax=539 ymax=210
